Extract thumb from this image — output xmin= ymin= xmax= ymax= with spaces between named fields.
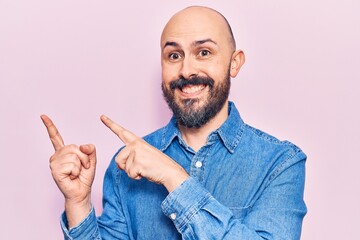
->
xmin=80 ymin=144 xmax=97 ymax=168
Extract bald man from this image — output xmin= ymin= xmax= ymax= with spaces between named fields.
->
xmin=42 ymin=6 xmax=307 ymax=240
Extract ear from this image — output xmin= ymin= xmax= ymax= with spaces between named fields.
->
xmin=230 ymin=50 xmax=245 ymax=78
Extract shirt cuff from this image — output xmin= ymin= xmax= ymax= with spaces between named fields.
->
xmin=161 ymin=177 xmax=212 ymax=232
xmin=61 ymin=206 xmax=99 ymax=240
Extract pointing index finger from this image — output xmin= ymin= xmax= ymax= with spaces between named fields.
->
xmin=40 ymin=114 xmax=65 ymax=151
xmin=100 ymin=115 xmax=137 ymax=144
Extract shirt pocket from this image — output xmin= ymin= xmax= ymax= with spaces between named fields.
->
xmin=229 ymin=206 xmax=251 ymax=221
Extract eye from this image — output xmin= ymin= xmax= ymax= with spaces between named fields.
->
xmin=199 ymin=50 xmax=211 ymax=57
xmin=168 ymin=52 xmax=182 ymax=61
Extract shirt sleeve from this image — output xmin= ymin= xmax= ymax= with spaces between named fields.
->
xmin=60 ymin=158 xmax=130 ymax=240
xmin=161 ymin=151 xmax=307 ymax=240
xmin=61 ymin=207 xmax=101 ymax=240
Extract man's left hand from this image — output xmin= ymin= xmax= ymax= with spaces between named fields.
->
xmin=101 ymin=115 xmax=189 ymax=192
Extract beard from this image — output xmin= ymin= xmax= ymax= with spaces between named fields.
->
xmin=162 ymin=72 xmax=231 ymax=129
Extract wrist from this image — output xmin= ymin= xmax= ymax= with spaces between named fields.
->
xmin=163 ymin=169 xmax=189 ymax=193
xmin=65 ymin=196 xmax=92 ymax=229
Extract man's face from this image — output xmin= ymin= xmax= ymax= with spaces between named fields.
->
xmin=160 ymin=7 xmax=235 ymax=128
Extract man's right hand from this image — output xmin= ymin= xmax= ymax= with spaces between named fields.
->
xmin=41 ymin=115 xmax=96 ymax=228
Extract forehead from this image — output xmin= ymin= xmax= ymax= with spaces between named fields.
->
xmin=161 ymin=8 xmax=230 ymax=49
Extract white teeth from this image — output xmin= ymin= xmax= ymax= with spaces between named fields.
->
xmin=181 ymin=84 xmax=205 ymax=94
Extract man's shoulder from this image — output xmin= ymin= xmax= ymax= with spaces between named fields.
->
xmin=241 ymin=123 xmax=306 ymax=162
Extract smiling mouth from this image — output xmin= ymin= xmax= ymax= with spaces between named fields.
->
xmin=180 ymin=84 xmax=206 ymax=94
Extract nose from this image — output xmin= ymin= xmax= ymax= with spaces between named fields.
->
xmin=179 ymin=57 xmax=198 ymax=79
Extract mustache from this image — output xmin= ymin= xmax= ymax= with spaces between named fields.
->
xmin=169 ymin=76 xmax=214 ymax=90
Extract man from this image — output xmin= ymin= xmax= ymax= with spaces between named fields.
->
xmin=42 ymin=6 xmax=307 ymax=239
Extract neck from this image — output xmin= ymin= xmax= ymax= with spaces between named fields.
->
xmin=178 ymin=101 xmax=229 ymax=152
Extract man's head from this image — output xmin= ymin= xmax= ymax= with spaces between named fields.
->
xmin=161 ymin=6 xmax=245 ymax=128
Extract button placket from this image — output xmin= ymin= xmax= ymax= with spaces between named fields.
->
xmin=189 ymin=144 xmax=214 ymax=182
xmin=195 ymin=161 xmax=203 ymax=168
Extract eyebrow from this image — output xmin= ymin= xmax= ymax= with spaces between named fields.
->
xmin=193 ymin=38 xmax=217 ymax=46
xmin=162 ymin=38 xmax=218 ymax=50
xmin=163 ymin=41 xmax=179 ymax=49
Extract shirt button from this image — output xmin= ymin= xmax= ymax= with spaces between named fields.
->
xmin=195 ymin=161 xmax=202 ymax=168
xmin=170 ymin=213 xmax=177 ymax=220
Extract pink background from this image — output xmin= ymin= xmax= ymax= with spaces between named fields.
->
xmin=1 ymin=0 xmax=359 ymax=239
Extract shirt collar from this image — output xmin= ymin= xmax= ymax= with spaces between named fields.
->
xmin=160 ymin=116 xmax=180 ymax=152
xmin=160 ymin=101 xmax=245 ymax=153
xmin=215 ymin=101 xmax=245 ymax=153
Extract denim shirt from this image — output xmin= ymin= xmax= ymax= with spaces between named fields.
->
xmin=61 ymin=102 xmax=307 ymax=239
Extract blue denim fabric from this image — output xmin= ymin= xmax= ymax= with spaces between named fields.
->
xmin=61 ymin=102 xmax=307 ymax=239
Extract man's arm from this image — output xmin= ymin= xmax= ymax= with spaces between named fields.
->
xmin=61 ymin=157 xmax=130 ymax=239
xmin=162 ymin=151 xmax=307 ymax=240
xmin=41 ymin=115 xmax=95 ymax=227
